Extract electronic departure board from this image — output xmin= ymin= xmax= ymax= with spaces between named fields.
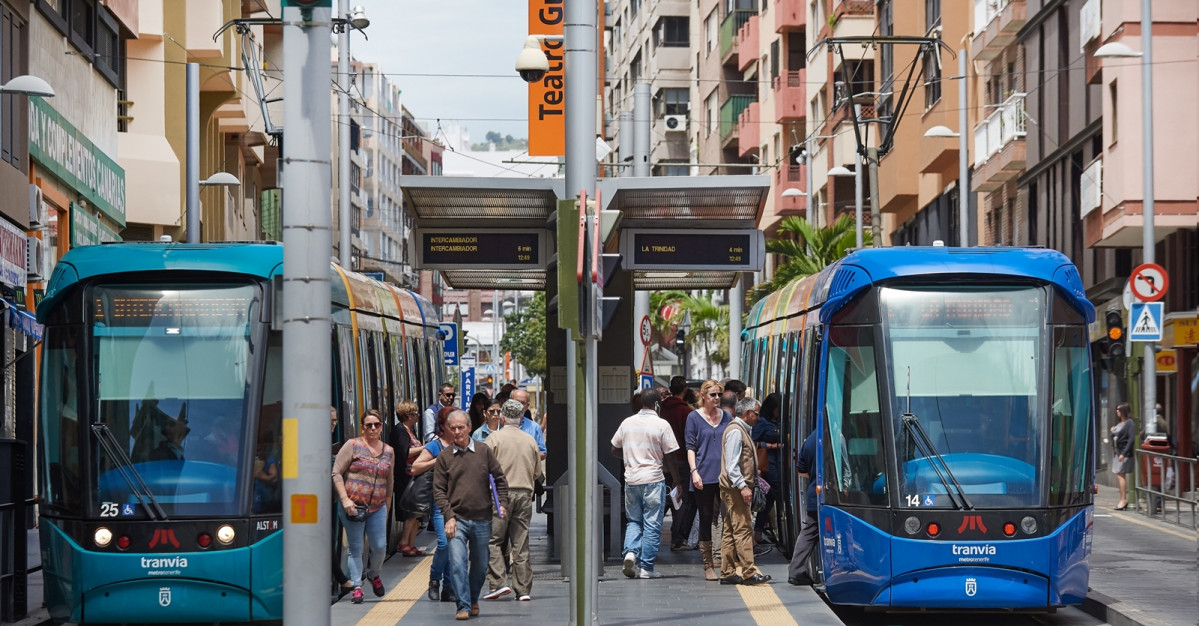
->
xmin=414 ymin=229 xmax=547 ymax=270
xmin=619 ymin=229 xmax=764 ymax=271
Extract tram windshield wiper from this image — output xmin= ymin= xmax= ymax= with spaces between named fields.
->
xmin=90 ymin=423 xmax=168 ymax=520
xmin=901 ymin=413 xmax=973 ymax=510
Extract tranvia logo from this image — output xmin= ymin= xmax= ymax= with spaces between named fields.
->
xmin=141 ymin=556 xmax=189 ymax=568
xmin=951 ymin=544 xmax=997 ymax=556
xmin=965 ymin=578 xmax=978 ymax=597
xmin=159 ymin=587 xmax=172 ymax=607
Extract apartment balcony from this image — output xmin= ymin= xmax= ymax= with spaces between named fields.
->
xmin=721 ymin=9 xmax=755 ymax=66
xmin=649 ymin=46 xmax=691 ymax=78
xmin=773 ymin=70 xmax=806 ymax=123
xmin=774 ymin=164 xmax=808 ymax=217
xmin=972 ymin=93 xmax=1027 ymax=192
xmin=721 ymin=94 xmax=757 ymax=147
xmin=971 ymin=0 xmax=1026 ymax=62
xmin=738 ymin=15 xmax=760 ymax=72
xmin=738 ymin=102 xmax=760 ymax=158
xmin=774 ymin=0 xmax=806 ymax=32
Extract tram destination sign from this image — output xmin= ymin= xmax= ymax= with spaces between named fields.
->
xmin=620 ymin=229 xmax=764 ymax=271
xmin=415 ymin=229 xmax=547 ymax=270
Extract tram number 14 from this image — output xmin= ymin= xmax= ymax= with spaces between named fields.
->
xmin=906 ymin=494 xmax=922 ymax=507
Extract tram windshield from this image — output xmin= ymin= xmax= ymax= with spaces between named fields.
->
xmin=88 ymin=284 xmax=260 ymax=518
xmin=882 ymin=286 xmax=1045 ymax=508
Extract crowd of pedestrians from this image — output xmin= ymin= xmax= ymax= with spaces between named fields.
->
xmin=331 ymin=374 xmax=820 ymax=616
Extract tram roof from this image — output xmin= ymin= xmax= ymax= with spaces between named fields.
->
xmin=400 ymin=175 xmax=770 ymax=290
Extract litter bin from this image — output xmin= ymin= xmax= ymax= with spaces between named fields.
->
xmin=1140 ymin=436 xmax=1171 ymax=513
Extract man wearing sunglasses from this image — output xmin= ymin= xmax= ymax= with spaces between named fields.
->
xmin=423 ymin=384 xmax=457 ymax=443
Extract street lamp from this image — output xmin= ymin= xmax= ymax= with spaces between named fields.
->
xmin=199 ymin=172 xmax=241 ymax=187
xmin=827 ymin=165 xmax=863 ymax=247
xmin=1094 ymin=2 xmax=1156 ymax=434
xmin=0 ymin=75 xmax=55 ymax=97
xmin=781 ymin=188 xmax=806 ymax=197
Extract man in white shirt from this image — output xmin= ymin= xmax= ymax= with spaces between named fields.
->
xmin=610 ymin=389 xmax=682 ymax=579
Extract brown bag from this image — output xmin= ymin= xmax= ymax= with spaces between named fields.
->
xmin=756 ymin=444 xmax=769 ymax=476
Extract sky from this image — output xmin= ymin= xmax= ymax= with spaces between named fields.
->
xmin=349 ymin=1 xmax=531 ymax=144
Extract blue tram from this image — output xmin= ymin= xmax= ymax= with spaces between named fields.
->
xmin=34 ymin=242 xmax=443 ymax=623
xmin=743 ymin=246 xmax=1095 ymax=610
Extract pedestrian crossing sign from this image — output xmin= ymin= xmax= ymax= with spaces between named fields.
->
xmin=1129 ymin=301 xmax=1164 ymax=342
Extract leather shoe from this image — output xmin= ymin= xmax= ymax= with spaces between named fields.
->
xmin=742 ymin=573 xmax=772 ymax=585
xmin=788 ymin=575 xmax=814 ymax=586
xmin=719 ymin=575 xmax=743 ymax=585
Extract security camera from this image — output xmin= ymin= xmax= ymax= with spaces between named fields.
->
xmin=516 ymin=36 xmax=549 ymax=83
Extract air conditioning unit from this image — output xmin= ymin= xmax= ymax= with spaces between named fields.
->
xmin=29 ymin=185 xmax=46 ymax=227
xmin=662 ymin=114 xmax=688 ymax=132
xmin=26 ymin=235 xmax=44 ymax=281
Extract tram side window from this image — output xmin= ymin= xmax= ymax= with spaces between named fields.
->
xmin=39 ymin=326 xmax=83 ymax=514
xmin=253 ymin=333 xmax=283 ymax=514
xmin=335 ymin=326 xmax=358 ymax=434
xmin=1049 ymin=326 xmax=1093 ymax=506
xmin=823 ymin=325 xmax=886 ymax=506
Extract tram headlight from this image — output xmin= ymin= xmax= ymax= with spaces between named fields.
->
xmin=216 ymin=524 xmax=236 ymax=545
xmin=1020 ymin=516 xmax=1038 ymax=535
xmin=93 ymin=527 xmax=113 ymax=548
xmin=904 ymin=516 xmax=921 ymax=535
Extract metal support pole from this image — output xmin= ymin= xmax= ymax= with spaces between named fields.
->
xmin=867 ymin=146 xmax=882 ymax=247
xmin=337 ymin=0 xmax=352 ymax=268
xmin=281 ymin=4 xmax=332 ymax=625
xmin=186 ymin=63 xmax=199 ymax=243
xmin=633 ymin=82 xmax=651 ymax=177
xmin=958 ymin=50 xmax=969 ymax=247
xmin=728 ymin=280 xmax=742 ymax=380
xmin=1140 ymin=0 xmax=1156 ymax=433
xmin=564 ymin=1 xmax=598 ymax=623
xmin=806 ymin=135 xmax=816 ymax=228
xmin=618 ymin=112 xmax=632 ymax=176
xmin=854 ymin=151 xmax=864 ymax=248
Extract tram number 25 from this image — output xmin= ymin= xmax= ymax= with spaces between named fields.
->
xmin=100 ymin=502 xmax=120 ymax=517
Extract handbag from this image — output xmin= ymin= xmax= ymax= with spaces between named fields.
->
xmin=751 ymin=475 xmax=770 ymax=514
xmin=347 ymin=503 xmax=369 ymax=522
xmin=400 ymin=467 xmax=435 ymax=516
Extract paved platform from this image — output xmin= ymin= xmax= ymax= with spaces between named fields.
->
xmin=6 ymin=485 xmax=1195 ymax=625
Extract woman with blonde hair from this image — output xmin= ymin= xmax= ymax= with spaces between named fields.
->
xmin=685 ymin=379 xmax=731 ymax=580
xmin=332 ymin=409 xmax=395 ymax=603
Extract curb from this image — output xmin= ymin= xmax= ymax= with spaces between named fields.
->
xmin=1081 ymin=590 xmax=1182 ymax=626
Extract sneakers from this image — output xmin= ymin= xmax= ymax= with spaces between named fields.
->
xmin=483 ymin=586 xmax=512 ymax=600
xmin=753 ymin=543 xmax=773 ymax=556
xmin=622 ymin=552 xmax=637 ymax=579
xmin=370 ymin=576 xmax=385 ymax=597
xmin=671 ymin=543 xmax=696 ymax=551
xmin=637 ymin=568 xmax=663 ymax=579
xmin=427 ymin=580 xmax=440 ymax=602
xmin=351 ymin=588 xmax=364 ymax=604
xmin=518 ymin=594 xmax=532 ymax=601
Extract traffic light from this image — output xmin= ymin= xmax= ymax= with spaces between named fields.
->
xmin=1105 ymin=310 xmax=1125 ymax=358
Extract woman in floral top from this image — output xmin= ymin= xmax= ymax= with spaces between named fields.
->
xmin=333 ymin=409 xmax=395 ymax=604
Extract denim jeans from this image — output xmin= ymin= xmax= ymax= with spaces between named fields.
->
xmin=430 ymin=506 xmax=450 ymax=585
xmin=447 ymin=518 xmax=492 ymax=612
xmin=338 ymin=504 xmax=387 ymax=587
xmin=623 ymin=481 xmax=666 ymax=572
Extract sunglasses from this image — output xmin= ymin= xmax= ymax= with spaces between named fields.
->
xmin=486 ymin=409 xmax=501 ymax=415
xmin=708 ymin=392 xmax=720 ymax=398
xmin=363 ymin=423 xmax=382 ymax=429
xmin=442 ymin=392 xmax=456 ymax=398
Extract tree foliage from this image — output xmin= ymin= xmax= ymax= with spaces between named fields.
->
xmin=649 ymin=290 xmax=731 ymax=374
xmin=500 ymin=292 xmax=547 ymax=379
xmin=748 ymin=215 xmax=869 ymax=306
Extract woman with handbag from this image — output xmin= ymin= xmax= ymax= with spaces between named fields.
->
xmin=332 ymin=410 xmax=396 ymax=604
xmin=409 ymin=406 xmax=458 ymax=603
xmin=1110 ymin=402 xmax=1134 ymax=510
xmin=392 ymin=401 xmax=427 ymax=555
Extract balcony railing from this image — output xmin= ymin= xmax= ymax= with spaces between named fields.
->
xmin=720 ymin=10 xmax=755 ymax=60
xmin=774 ymin=0 xmax=806 ymax=32
xmin=738 ymin=15 xmax=759 ymax=72
xmin=721 ymin=94 xmax=757 ymax=142
xmin=773 ymin=70 xmax=806 ymax=122
xmin=973 ymin=0 xmax=1010 ymax=35
xmin=738 ymin=101 xmax=760 ymax=157
xmin=973 ymin=93 xmax=1026 ymax=167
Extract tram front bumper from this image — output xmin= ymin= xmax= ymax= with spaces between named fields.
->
xmin=883 ymin=565 xmax=1050 ymax=609
xmin=82 ymin=577 xmax=260 ymax=624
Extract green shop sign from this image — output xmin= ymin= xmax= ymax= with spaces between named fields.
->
xmin=29 ymin=98 xmax=126 ymax=227
xmin=71 ymin=202 xmax=121 ymax=248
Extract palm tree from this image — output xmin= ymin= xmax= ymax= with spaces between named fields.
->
xmin=648 ymin=290 xmax=732 ymax=377
xmin=749 ymin=215 xmax=869 ymax=306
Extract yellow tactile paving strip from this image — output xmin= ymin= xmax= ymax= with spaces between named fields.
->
xmin=737 ymin=579 xmax=800 ymax=626
xmin=356 ymin=555 xmax=432 ymax=625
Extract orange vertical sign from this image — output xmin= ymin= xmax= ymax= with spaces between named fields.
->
xmin=290 ymin=494 xmax=318 ymax=524
xmin=529 ymin=0 xmax=565 ymax=156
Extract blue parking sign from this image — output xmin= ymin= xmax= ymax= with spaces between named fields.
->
xmin=440 ymin=322 xmax=459 ymax=366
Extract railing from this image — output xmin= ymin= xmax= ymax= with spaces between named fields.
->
xmin=720 ymin=9 xmax=755 ymax=60
xmin=1134 ymin=449 xmax=1198 ymax=530
xmin=720 ymin=94 xmax=757 ymax=141
xmin=973 ymin=92 xmax=1026 ymax=166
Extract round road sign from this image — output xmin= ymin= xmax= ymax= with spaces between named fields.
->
xmin=1129 ymin=263 xmax=1168 ymax=302
xmin=639 ymin=315 xmax=652 ymax=346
